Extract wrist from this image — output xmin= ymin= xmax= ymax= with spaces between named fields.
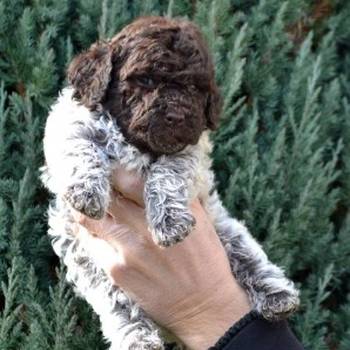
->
xmin=166 ymin=278 xmax=251 ymax=350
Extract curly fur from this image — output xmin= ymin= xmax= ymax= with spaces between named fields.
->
xmin=41 ymin=16 xmax=299 ymax=350
xmin=68 ymin=16 xmax=220 ymax=156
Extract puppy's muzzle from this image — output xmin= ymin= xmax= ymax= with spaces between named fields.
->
xmin=164 ymin=112 xmax=185 ymax=126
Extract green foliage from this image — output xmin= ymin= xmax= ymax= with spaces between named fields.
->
xmin=0 ymin=258 xmax=24 ymax=349
xmin=0 ymin=0 xmax=349 ymax=349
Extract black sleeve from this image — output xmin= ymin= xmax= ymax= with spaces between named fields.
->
xmin=208 ymin=311 xmax=304 ymax=350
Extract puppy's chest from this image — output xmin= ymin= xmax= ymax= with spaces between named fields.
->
xmin=103 ymin=119 xmax=213 ymax=199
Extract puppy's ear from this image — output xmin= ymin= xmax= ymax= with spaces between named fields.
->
xmin=67 ymin=42 xmax=113 ymax=110
xmin=205 ymin=83 xmax=222 ymax=130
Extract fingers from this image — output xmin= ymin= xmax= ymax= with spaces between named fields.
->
xmin=79 ymin=230 xmax=124 ymax=275
xmin=108 ymin=190 xmax=152 ymax=236
xmin=111 ymin=167 xmax=145 ymax=207
xmin=72 ymin=192 xmax=151 ymax=244
xmin=72 ymin=188 xmax=220 ymax=268
xmin=72 ymin=203 xmax=155 ymax=283
xmin=72 ymin=209 xmax=119 ymax=240
xmin=76 ymin=227 xmax=143 ymax=289
xmin=73 ymin=196 xmax=212 ymax=244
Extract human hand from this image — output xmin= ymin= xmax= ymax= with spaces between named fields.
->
xmin=74 ymin=167 xmax=251 ymax=350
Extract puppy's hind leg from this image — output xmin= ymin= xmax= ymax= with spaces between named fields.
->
xmin=205 ymin=190 xmax=299 ymax=320
xmin=48 ymin=199 xmax=164 ymax=350
xmin=66 ymin=231 xmax=164 ymax=350
xmin=101 ymin=301 xmax=164 ymax=350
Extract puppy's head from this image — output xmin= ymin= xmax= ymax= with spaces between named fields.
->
xmin=68 ymin=16 xmax=221 ymax=155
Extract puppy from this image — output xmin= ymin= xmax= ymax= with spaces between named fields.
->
xmin=41 ymin=16 xmax=299 ymax=350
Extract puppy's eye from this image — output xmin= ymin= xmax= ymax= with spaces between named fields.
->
xmin=135 ymin=76 xmax=156 ymax=88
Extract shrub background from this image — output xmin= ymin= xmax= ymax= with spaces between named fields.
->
xmin=0 ymin=0 xmax=349 ymax=349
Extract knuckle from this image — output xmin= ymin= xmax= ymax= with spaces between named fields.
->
xmin=110 ymin=261 xmax=129 ymax=280
xmin=77 ymin=214 xmax=88 ymax=226
xmin=120 ymin=248 xmax=136 ymax=266
xmin=72 ymin=211 xmax=90 ymax=227
xmin=136 ymin=235 xmax=154 ymax=252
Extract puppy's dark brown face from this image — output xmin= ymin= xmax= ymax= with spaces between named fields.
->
xmin=68 ymin=17 xmax=221 ymax=155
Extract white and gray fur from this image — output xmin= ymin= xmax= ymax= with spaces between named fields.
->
xmin=41 ymin=88 xmax=299 ymax=349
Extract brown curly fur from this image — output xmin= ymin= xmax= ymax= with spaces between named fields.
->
xmin=68 ymin=16 xmax=221 ymax=155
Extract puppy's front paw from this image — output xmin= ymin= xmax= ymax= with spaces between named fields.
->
xmin=261 ymin=289 xmax=300 ymax=321
xmin=64 ymin=183 xmax=105 ymax=219
xmin=151 ymin=209 xmax=196 ymax=247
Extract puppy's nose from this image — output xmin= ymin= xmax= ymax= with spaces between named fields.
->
xmin=165 ymin=113 xmax=185 ymax=126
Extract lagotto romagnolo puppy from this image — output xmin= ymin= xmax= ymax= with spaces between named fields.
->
xmin=41 ymin=16 xmax=299 ymax=349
